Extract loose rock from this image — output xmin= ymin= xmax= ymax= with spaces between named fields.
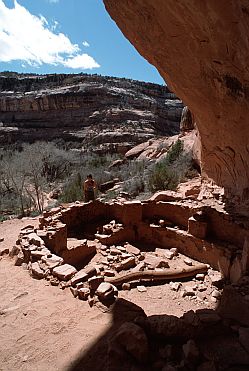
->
xmin=78 ymin=287 xmax=90 ymax=300
xmin=137 ymin=285 xmax=147 ymax=293
xmin=88 ymin=275 xmax=104 ymax=290
xmin=122 ymin=282 xmax=131 ymax=290
xmin=71 ymin=269 xmax=89 ymax=286
xmin=31 ymin=262 xmax=45 ymax=279
xmin=196 ymin=273 xmax=205 ymax=281
xmin=169 ymin=282 xmax=181 ymax=291
xmin=14 ymin=251 xmax=25 ymax=266
xmin=184 ymin=258 xmax=193 ymax=266
xmin=96 ymin=282 xmax=116 ymax=300
xmin=125 ymin=243 xmax=140 ymax=256
xmin=116 ymin=256 xmax=136 ymax=271
xmin=9 ymin=245 xmax=21 ymax=257
xmin=52 ymin=264 xmax=77 ymax=281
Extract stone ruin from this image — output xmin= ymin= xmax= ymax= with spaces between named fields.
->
xmin=10 ymin=194 xmax=249 ymax=299
xmin=9 ymin=195 xmax=249 ymax=369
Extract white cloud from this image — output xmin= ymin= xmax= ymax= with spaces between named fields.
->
xmin=0 ymin=0 xmax=100 ymax=70
xmin=48 ymin=0 xmax=59 ymax=4
xmin=64 ymin=54 xmax=100 ymax=69
xmin=82 ymin=41 xmax=90 ymax=47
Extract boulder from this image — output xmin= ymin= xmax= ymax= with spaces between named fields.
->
xmin=9 ymin=245 xmax=21 ymax=257
xmin=96 ymin=282 xmax=116 ymax=300
xmin=88 ymin=276 xmax=104 ymax=290
xmin=31 ymin=262 xmax=45 ymax=279
xmin=52 ymin=264 xmax=77 ymax=281
xmin=0 ymin=244 xmax=9 ymax=256
xmin=77 ymin=288 xmax=90 ymax=301
xmin=14 ymin=251 xmax=25 ymax=266
xmin=71 ymin=266 xmax=97 ymax=286
xmin=180 ymin=106 xmax=194 ymax=132
xmin=41 ymin=254 xmax=64 ymax=269
xmin=125 ymin=243 xmax=140 ymax=256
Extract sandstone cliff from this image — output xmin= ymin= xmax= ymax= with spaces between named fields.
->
xmin=0 ymin=72 xmax=182 ymax=152
xmin=104 ymin=0 xmax=249 ymax=205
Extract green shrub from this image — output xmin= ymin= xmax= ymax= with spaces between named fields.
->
xmin=148 ymin=139 xmax=185 ymax=192
xmin=148 ymin=164 xmax=179 ymax=192
xmin=165 ymin=139 xmax=183 ymax=165
xmin=0 ymin=215 xmax=9 ymax=223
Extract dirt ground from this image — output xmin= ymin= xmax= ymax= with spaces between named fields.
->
xmin=0 ymin=218 xmax=216 ymax=371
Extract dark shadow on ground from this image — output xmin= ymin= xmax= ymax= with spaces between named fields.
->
xmin=66 ymin=285 xmax=249 ymax=371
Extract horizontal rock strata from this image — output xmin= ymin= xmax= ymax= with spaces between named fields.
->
xmin=0 ymin=73 xmax=182 ymax=151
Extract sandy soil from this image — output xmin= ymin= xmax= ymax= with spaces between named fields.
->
xmin=0 ymin=218 xmax=216 ymax=371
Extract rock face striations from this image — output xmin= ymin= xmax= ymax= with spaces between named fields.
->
xmin=0 ymin=73 xmax=182 ymax=151
xmin=104 ymin=0 xmax=249 ymax=207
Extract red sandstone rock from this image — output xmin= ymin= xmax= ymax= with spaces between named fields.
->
xmin=52 ymin=264 xmax=77 ymax=281
xmin=116 ymin=256 xmax=136 ymax=271
xmin=125 ymin=141 xmax=151 ymax=159
xmin=188 ymin=217 xmax=207 ymax=239
xmin=103 ymin=0 xmax=249 ymax=207
xmin=96 ymin=282 xmax=116 ymax=300
xmin=27 ymin=233 xmax=44 ymax=247
xmin=30 ymin=248 xmax=51 ymax=261
xmin=9 ymin=245 xmax=20 ymax=257
xmin=71 ymin=268 xmax=94 ymax=286
xmin=14 ymin=251 xmax=24 ymax=266
xmin=155 ymin=248 xmax=174 ymax=260
xmin=31 ymin=262 xmax=45 ymax=279
xmin=41 ymin=254 xmax=64 ymax=269
xmin=125 ymin=243 xmax=140 ymax=256
xmin=77 ymin=287 xmax=90 ymax=301
xmin=144 ymin=254 xmax=169 ymax=269
xmin=88 ymin=276 xmax=104 ymax=290
xmin=0 ymin=244 xmax=9 ymax=256
xmin=61 ymin=240 xmax=96 ymax=266
xmin=180 ymin=106 xmax=194 ymax=133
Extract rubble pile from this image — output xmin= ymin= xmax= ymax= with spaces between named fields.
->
xmin=8 ymin=196 xmax=249 ymax=307
xmin=106 ymin=307 xmax=249 ymax=370
xmin=10 ymin=220 xmax=221 ymax=308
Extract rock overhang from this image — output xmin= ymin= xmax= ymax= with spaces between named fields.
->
xmin=103 ymin=0 xmax=249 ymax=209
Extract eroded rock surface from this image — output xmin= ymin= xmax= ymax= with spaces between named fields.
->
xmin=104 ymin=0 xmax=249 ymax=206
xmin=0 ymin=72 xmax=182 ymax=152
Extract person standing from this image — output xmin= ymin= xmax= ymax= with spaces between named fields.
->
xmin=84 ymin=174 xmax=96 ymax=202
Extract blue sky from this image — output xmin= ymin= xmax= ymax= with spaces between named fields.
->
xmin=0 ymin=0 xmax=164 ymax=84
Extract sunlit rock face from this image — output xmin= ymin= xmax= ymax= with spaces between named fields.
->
xmin=104 ymin=0 xmax=249 ymax=206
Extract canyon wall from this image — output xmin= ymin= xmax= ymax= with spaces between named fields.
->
xmin=104 ymin=0 xmax=249 ymax=204
xmin=0 ymin=73 xmax=182 ymax=150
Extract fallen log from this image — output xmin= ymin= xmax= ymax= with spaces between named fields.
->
xmin=105 ymin=263 xmax=208 ymax=286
